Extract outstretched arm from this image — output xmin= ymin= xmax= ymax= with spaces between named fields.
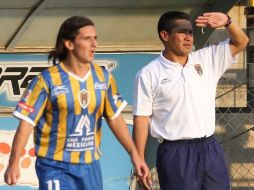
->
xmin=195 ymin=12 xmax=249 ymax=56
xmin=4 ymin=120 xmax=33 ymax=185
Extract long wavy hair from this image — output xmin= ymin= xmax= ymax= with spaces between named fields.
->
xmin=48 ymin=16 xmax=94 ymax=65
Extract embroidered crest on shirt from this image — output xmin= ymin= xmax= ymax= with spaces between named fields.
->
xmin=78 ymin=89 xmax=90 ymax=109
xmin=194 ymin=64 xmax=203 ymax=76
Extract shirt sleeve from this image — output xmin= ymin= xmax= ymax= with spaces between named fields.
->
xmin=195 ymin=39 xmax=237 ymax=81
xmin=103 ymin=73 xmax=127 ymax=120
xmin=132 ymin=69 xmax=153 ymax=116
xmin=13 ymin=74 xmax=49 ymax=126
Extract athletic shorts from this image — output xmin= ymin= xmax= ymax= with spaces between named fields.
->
xmin=35 ymin=157 xmax=102 ymax=190
xmin=156 ymin=135 xmax=230 ymax=190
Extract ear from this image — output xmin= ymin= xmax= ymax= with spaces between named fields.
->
xmin=63 ymin=39 xmax=74 ymax=51
xmin=160 ymin=30 xmax=169 ymax=42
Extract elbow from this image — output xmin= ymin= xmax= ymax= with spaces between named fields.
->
xmin=235 ymin=35 xmax=249 ymax=51
xmin=243 ymin=35 xmax=249 ymax=48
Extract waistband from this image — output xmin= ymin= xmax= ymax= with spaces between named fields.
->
xmin=162 ymin=135 xmax=215 ymax=144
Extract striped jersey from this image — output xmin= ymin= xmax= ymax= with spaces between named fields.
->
xmin=13 ymin=62 xmax=127 ymax=164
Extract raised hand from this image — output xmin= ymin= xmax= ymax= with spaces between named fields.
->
xmin=195 ymin=12 xmax=229 ymax=28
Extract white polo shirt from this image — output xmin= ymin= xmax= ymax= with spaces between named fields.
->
xmin=133 ymin=40 xmax=236 ymax=140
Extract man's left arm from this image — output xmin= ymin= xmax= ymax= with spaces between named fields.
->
xmin=227 ymin=21 xmax=249 ymax=56
xmin=196 ymin=12 xmax=249 ymax=56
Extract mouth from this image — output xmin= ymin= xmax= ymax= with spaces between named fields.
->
xmin=89 ymin=50 xmax=95 ymax=57
xmin=183 ymin=44 xmax=192 ymax=49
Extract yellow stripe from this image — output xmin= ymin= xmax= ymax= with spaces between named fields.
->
xmin=49 ymin=67 xmax=67 ymax=161
xmin=68 ymin=76 xmax=81 ymax=163
xmin=37 ymin=104 xmax=53 ymax=157
xmin=94 ymin=94 xmax=104 ymax=159
xmin=69 ymin=76 xmax=81 ymax=115
xmin=109 ymin=74 xmax=118 ymax=96
xmin=71 ymin=152 xmax=80 ymax=163
xmin=87 ymin=74 xmax=96 ymax=114
xmin=93 ymin=64 xmax=105 ymax=82
xmin=85 ymin=151 xmax=92 ymax=163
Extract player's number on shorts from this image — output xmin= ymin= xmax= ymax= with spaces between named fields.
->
xmin=47 ymin=180 xmax=60 ymax=190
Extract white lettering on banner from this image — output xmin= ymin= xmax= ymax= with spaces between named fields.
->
xmin=0 ymin=60 xmax=117 ymax=102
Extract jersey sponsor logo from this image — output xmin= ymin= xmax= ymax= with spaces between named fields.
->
xmin=66 ymin=115 xmax=95 ymax=151
xmin=52 ymin=85 xmax=69 ymax=96
xmin=78 ymin=89 xmax=90 ymax=109
xmin=18 ymin=102 xmax=35 ymax=113
xmin=94 ymin=82 xmax=107 ymax=90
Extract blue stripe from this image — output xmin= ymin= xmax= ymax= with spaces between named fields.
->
xmin=79 ymin=81 xmax=91 ymax=162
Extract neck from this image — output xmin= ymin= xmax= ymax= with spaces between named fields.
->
xmin=163 ymin=49 xmax=188 ymax=66
xmin=63 ymin=56 xmax=90 ymax=78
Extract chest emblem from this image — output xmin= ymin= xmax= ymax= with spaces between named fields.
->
xmin=194 ymin=64 xmax=203 ymax=76
xmin=78 ymin=89 xmax=90 ymax=109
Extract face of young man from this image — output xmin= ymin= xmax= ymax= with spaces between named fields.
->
xmin=165 ymin=19 xmax=194 ymax=56
xmin=70 ymin=25 xmax=97 ymax=64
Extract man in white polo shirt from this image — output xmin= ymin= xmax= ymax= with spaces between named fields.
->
xmin=133 ymin=11 xmax=248 ymax=190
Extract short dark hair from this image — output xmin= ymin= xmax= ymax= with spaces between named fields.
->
xmin=48 ymin=16 xmax=94 ymax=65
xmin=157 ymin=11 xmax=190 ymax=41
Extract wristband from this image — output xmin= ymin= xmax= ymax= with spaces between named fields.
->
xmin=225 ymin=14 xmax=232 ymax=27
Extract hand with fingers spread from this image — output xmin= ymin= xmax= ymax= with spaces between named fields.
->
xmin=195 ymin=12 xmax=229 ymax=28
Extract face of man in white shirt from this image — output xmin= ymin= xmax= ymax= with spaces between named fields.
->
xmin=163 ymin=19 xmax=194 ymax=57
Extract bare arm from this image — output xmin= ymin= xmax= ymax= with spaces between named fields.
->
xmin=4 ymin=120 xmax=33 ymax=185
xmin=133 ymin=116 xmax=150 ymax=161
xmin=195 ymin=12 xmax=249 ymax=56
xmin=133 ymin=115 xmax=151 ymax=190
xmin=106 ymin=114 xmax=149 ymax=178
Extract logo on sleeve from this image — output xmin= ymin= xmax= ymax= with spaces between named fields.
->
xmin=113 ymin=93 xmax=122 ymax=105
xmin=18 ymin=102 xmax=35 ymax=113
xmin=22 ymin=89 xmax=32 ymax=101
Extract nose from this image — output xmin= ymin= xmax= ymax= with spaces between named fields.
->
xmin=92 ymin=38 xmax=97 ymax=47
xmin=185 ymin=32 xmax=193 ymax=41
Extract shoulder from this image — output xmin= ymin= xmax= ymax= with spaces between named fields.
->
xmin=40 ymin=64 xmax=58 ymax=77
xmin=136 ymin=57 xmax=160 ymax=77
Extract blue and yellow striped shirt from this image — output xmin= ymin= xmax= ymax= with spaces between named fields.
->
xmin=13 ymin=62 xmax=127 ymax=164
